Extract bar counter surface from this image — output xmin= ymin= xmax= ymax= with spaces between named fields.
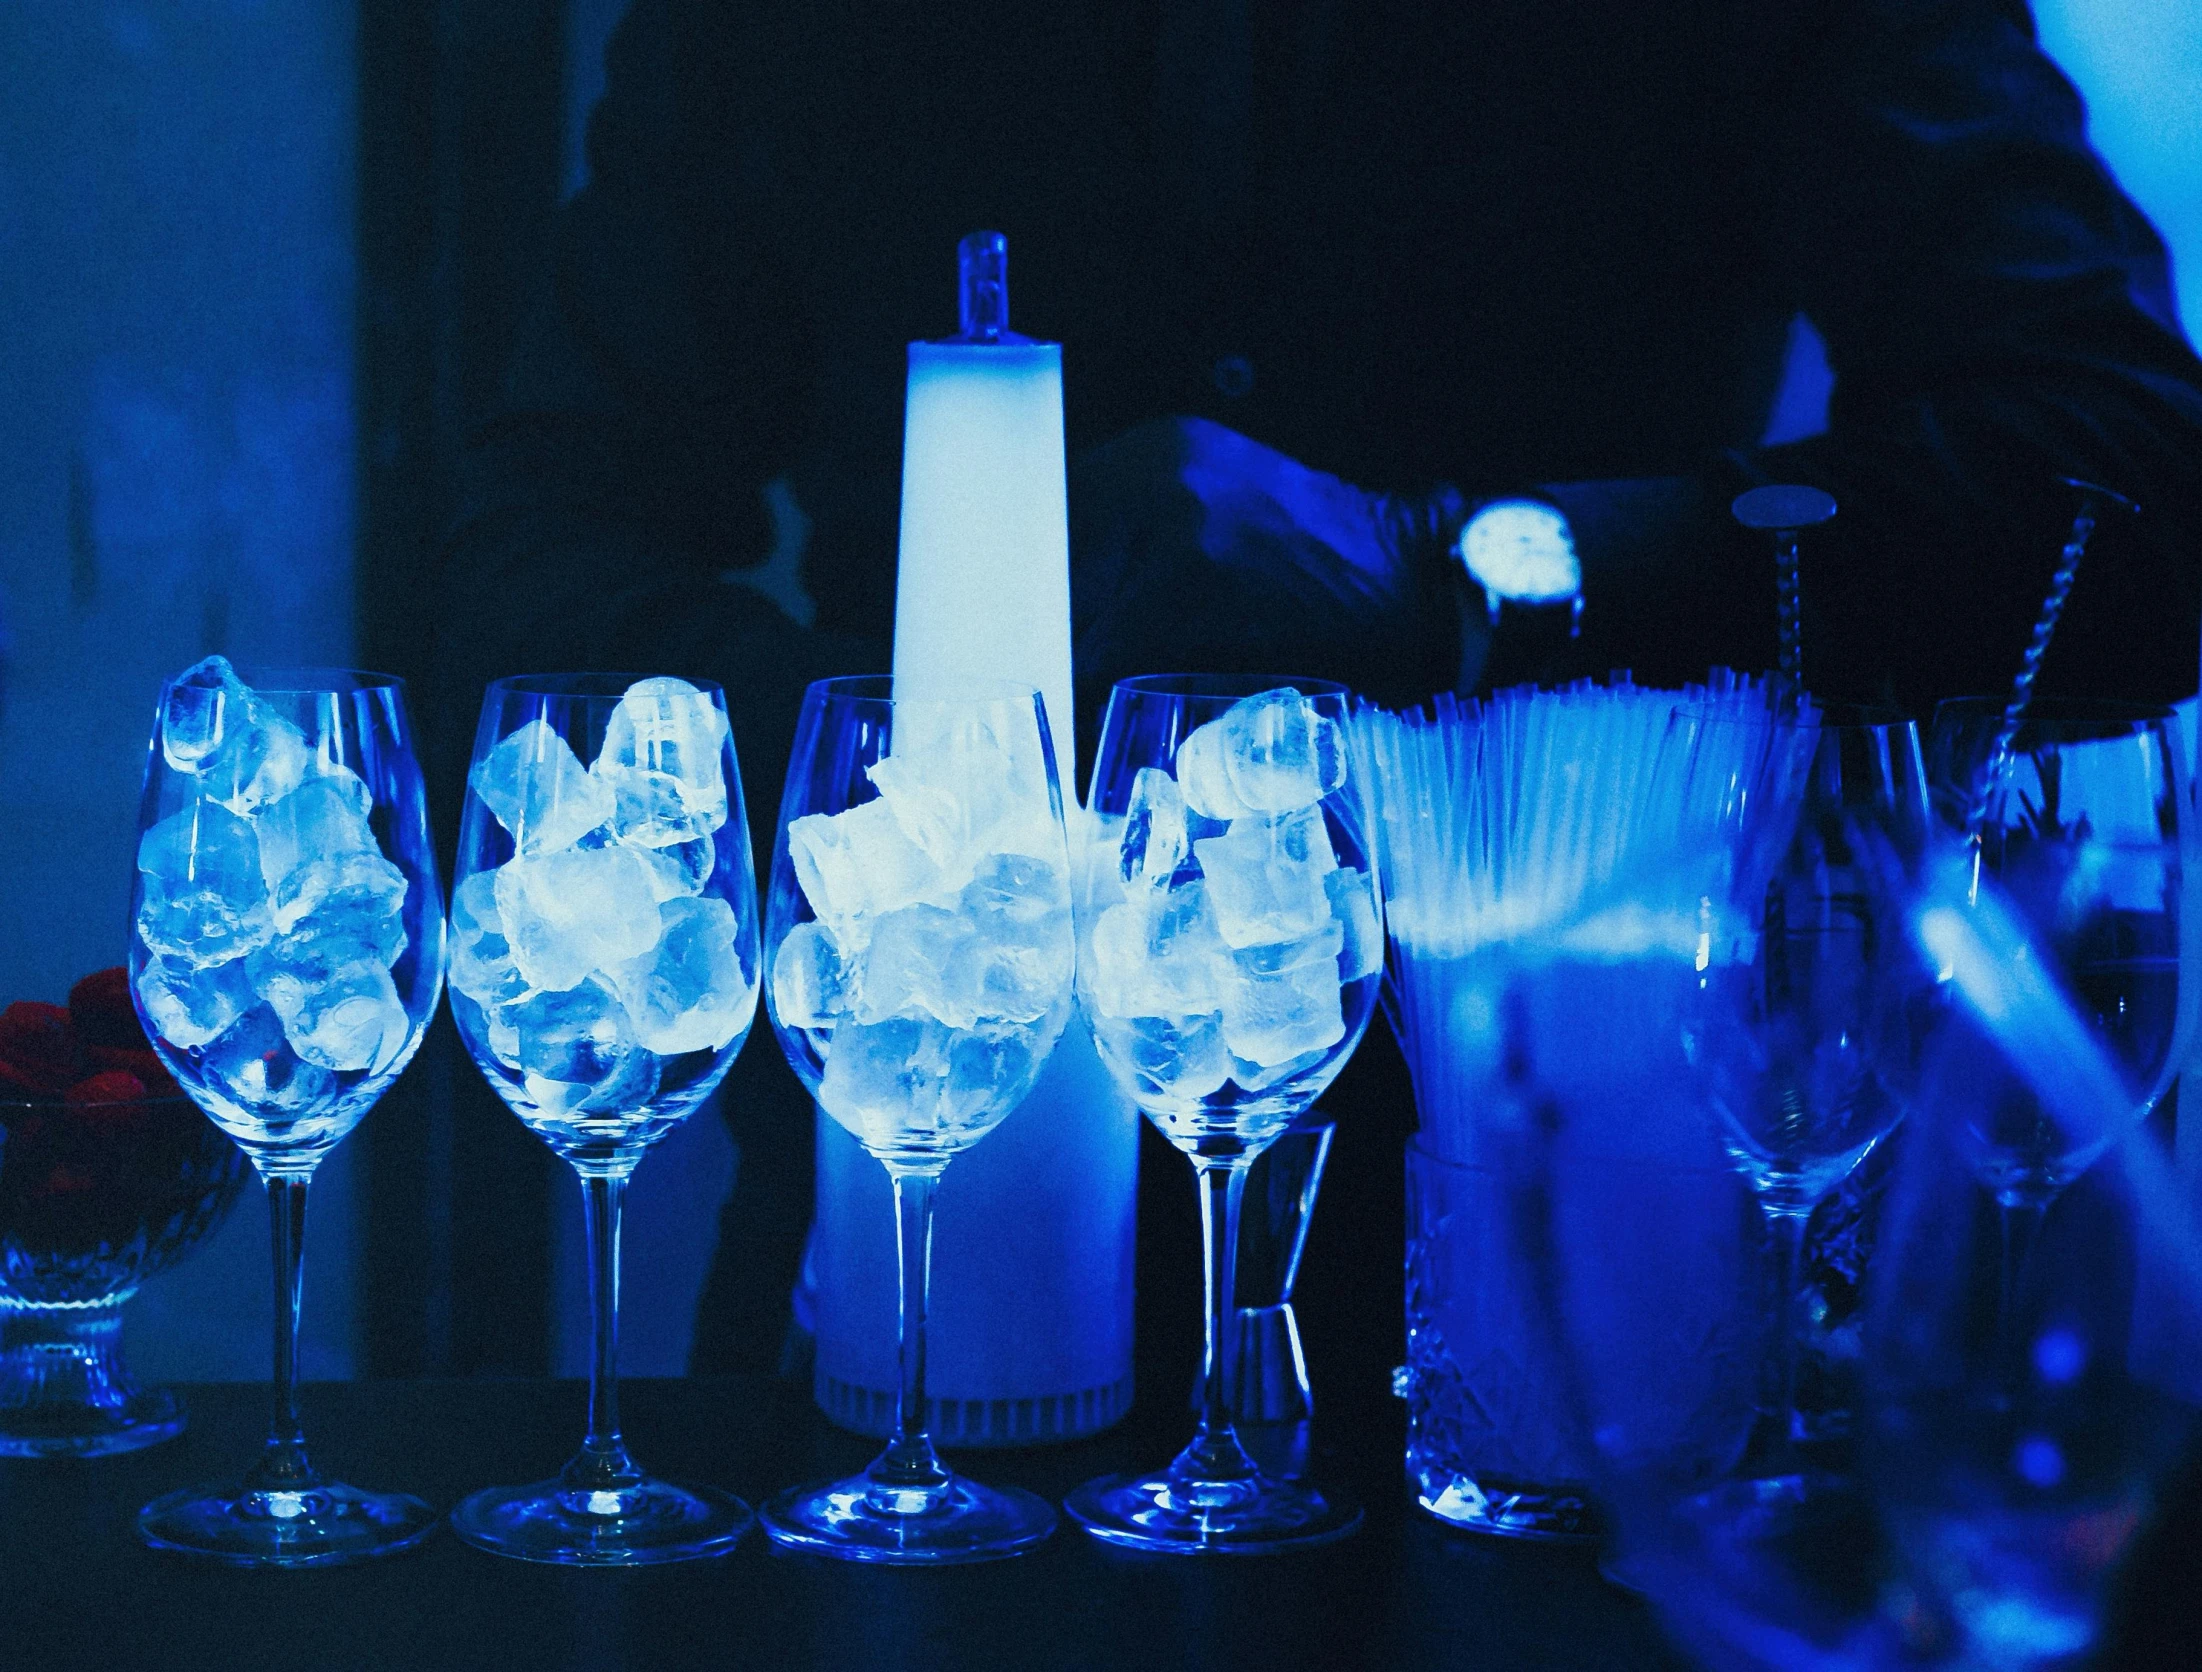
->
xmin=0 ymin=1373 xmax=1683 ymax=1672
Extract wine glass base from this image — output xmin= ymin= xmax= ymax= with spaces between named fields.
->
xmin=1066 ymin=1468 xmax=1362 ymax=1554
xmin=452 ymin=1476 xmax=751 ymax=1566
xmin=0 ymin=1381 xmax=183 ymax=1458
xmin=761 ymin=1473 xmax=1056 ymax=1565
xmin=139 ymin=1478 xmax=438 ymax=1568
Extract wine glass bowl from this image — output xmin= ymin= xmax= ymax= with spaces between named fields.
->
xmin=1659 ymin=706 xmax=1931 ymax=1517
xmin=1927 ymin=698 xmax=2188 ymax=1206
xmin=447 ymin=672 xmax=760 ymax=1565
xmin=760 ymin=675 xmax=1074 ymax=1563
xmin=1066 ymin=675 xmax=1377 ymax=1553
xmin=127 ymin=659 xmax=446 ymax=1565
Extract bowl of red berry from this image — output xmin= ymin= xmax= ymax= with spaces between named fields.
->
xmin=0 ymin=967 xmax=246 ymax=1455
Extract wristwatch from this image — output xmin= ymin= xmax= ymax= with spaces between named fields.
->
xmin=1451 ymin=498 xmax=1583 ymax=689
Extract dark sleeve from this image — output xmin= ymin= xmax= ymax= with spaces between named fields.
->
xmin=1543 ymin=0 xmax=2202 ymax=710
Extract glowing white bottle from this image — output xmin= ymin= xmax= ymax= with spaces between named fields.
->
xmin=809 ymin=233 xmax=1139 ymax=1443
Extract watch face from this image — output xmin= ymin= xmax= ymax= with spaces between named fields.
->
xmin=1459 ymin=501 xmax=1581 ymax=606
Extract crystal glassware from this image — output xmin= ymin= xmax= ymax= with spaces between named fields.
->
xmin=1926 ymin=698 xmax=2191 ymax=1297
xmin=760 ymin=675 xmax=1074 ymax=1563
xmin=446 ymin=673 xmax=761 ymax=1564
xmin=0 ymin=1082 xmax=245 ymax=1456
xmin=1554 ymin=855 xmax=2202 ymax=1672
xmin=1066 ymin=675 xmax=1379 ymax=1552
xmin=1662 ymin=706 xmax=1933 ymax=1510
xmin=129 ymin=659 xmax=447 ymax=1565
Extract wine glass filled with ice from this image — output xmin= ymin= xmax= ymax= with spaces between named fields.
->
xmin=446 ymin=673 xmax=760 ymax=1565
xmin=760 ymin=676 xmax=1074 ymax=1563
xmin=1065 ymin=675 xmax=1379 ymax=1552
xmin=129 ymin=658 xmax=446 ymax=1565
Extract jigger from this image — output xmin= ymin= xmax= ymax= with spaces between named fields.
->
xmin=1196 ymin=1113 xmax=1335 ymax=1478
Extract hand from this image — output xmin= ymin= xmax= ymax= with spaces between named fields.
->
xmin=1069 ymin=417 xmax=1463 ymax=739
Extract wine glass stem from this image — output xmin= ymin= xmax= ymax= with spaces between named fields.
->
xmin=1759 ymin=1204 xmax=1811 ymax=1471
xmin=868 ymin=1163 xmax=951 ymax=1503
xmin=568 ymin=1168 xmax=641 ymax=1491
xmin=1997 ymin=1196 xmax=2051 ymax=1365
xmin=247 ymin=1169 xmax=316 ymax=1493
xmin=1183 ymin=1156 xmax=1258 ymax=1483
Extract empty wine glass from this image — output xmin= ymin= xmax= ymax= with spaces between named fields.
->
xmin=1554 ymin=854 xmax=2202 ymax=1672
xmin=1661 ymin=706 xmax=1933 ymax=1511
xmin=130 ymin=659 xmax=447 ymax=1565
xmin=1065 ymin=675 xmax=1380 ymax=1552
xmin=1926 ymin=699 xmax=2192 ymax=1290
xmin=447 ymin=673 xmax=761 ymax=1564
xmin=760 ymin=676 xmax=1074 ymax=1563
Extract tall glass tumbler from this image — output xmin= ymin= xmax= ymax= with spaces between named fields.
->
xmin=447 ymin=674 xmax=761 ymax=1565
xmin=761 ymin=676 xmax=1074 ymax=1563
xmin=130 ymin=660 xmax=447 ymax=1565
xmin=1066 ymin=676 xmax=1379 ymax=1553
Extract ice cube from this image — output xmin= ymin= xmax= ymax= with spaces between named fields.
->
xmin=853 ymin=904 xmax=974 ymax=1026
xmin=865 ymin=751 xmax=972 ymax=875
xmin=1192 ymin=808 xmax=1338 ymax=949
xmin=941 ymin=1020 xmax=1046 ymax=1132
xmin=469 ymin=718 xmax=614 ymax=856
xmin=771 ymin=919 xmax=856 ymax=1029
xmin=494 ymin=844 xmax=665 ymax=993
xmin=875 ymin=704 xmax=1061 ymax=870
xmin=450 ymin=870 xmax=528 ymax=1007
xmin=268 ymin=961 xmax=410 ymax=1074
xmin=1327 ymin=866 xmax=1383 ymax=981
xmin=504 ymin=978 xmax=661 ymax=1115
xmin=256 ymin=773 xmax=378 ymax=896
xmin=135 ymin=800 xmax=274 ymax=967
xmin=200 ymin=1004 xmax=339 ymax=1115
xmin=818 ymin=1014 xmax=952 ymax=1152
xmin=597 ymin=676 xmax=730 ymax=834
xmin=787 ymin=797 xmax=950 ymax=943
xmin=1085 ymin=880 xmax=1230 ymax=1019
xmin=952 ymin=853 xmax=1075 ymax=1025
xmin=162 ymin=659 xmax=314 ymax=816
xmin=636 ymin=838 xmax=713 ymax=901
xmin=160 ymin=657 xmax=247 ymax=772
xmin=270 ymin=848 xmax=411 ymax=947
xmin=594 ymin=763 xmax=723 ymax=849
xmin=610 ymin=895 xmax=755 ymax=1056
xmin=1230 ymin=1043 xmax=1333 ymax=1094
xmin=1225 ymin=688 xmax=1345 ymax=813
xmin=1093 ymin=1011 xmax=1233 ymax=1105
xmin=1219 ymin=931 xmax=1345 ymax=1067
xmin=1120 ymin=767 xmax=1189 ymax=889
xmin=1176 ymin=718 xmax=1255 ymax=822
xmin=136 ymin=954 xmax=255 ymax=1050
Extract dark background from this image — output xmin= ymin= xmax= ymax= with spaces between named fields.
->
xmin=0 ymin=0 xmax=2197 ymax=1392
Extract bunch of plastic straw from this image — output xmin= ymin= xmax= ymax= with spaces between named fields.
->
xmin=1349 ymin=673 xmax=1785 ymax=1159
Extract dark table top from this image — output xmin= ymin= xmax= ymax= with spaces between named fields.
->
xmin=0 ymin=1375 xmax=1686 ymax=1672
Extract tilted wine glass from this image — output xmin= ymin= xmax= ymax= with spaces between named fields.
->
xmin=130 ymin=659 xmax=447 ymax=1565
xmin=761 ymin=676 xmax=1074 ymax=1563
xmin=1663 ymin=705 xmax=1933 ymax=1511
xmin=1065 ymin=676 xmax=1380 ymax=1552
xmin=447 ymin=673 xmax=760 ymax=1565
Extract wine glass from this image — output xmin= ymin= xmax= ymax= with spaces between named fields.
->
xmin=1551 ymin=855 xmax=2202 ymax=1672
xmin=1065 ymin=675 xmax=1380 ymax=1552
xmin=1661 ymin=706 xmax=1933 ymax=1510
xmin=760 ymin=676 xmax=1074 ymax=1563
xmin=129 ymin=658 xmax=447 ymax=1565
xmin=446 ymin=673 xmax=761 ymax=1564
xmin=1926 ymin=699 xmax=2191 ymax=1281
